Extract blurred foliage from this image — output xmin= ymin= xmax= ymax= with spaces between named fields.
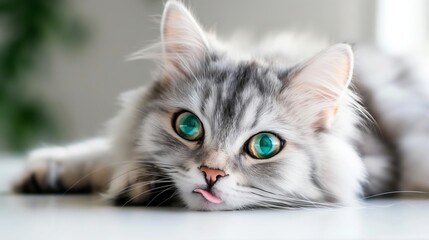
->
xmin=0 ymin=0 xmax=87 ymax=152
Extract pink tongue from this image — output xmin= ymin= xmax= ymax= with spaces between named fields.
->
xmin=193 ymin=188 xmax=223 ymax=204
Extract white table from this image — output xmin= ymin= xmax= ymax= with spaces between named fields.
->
xmin=1 ymin=159 xmax=429 ymax=240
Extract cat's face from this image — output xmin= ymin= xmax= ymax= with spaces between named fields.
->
xmin=139 ymin=59 xmax=315 ymax=210
xmin=132 ymin=1 xmax=364 ymax=210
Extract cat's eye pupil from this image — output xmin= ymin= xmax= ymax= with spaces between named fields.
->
xmin=247 ymin=132 xmax=282 ymax=159
xmin=258 ymin=135 xmax=273 ymax=155
xmin=179 ymin=114 xmax=199 ymax=136
xmin=174 ymin=111 xmax=204 ymax=141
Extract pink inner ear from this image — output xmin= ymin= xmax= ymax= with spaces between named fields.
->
xmin=287 ymin=44 xmax=354 ymax=129
xmin=314 ymin=107 xmax=338 ymax=129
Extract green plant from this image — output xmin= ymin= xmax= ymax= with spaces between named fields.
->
xmin=0 ymin=0 xmax=86 ymax=152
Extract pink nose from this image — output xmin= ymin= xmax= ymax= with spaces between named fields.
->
xmin=200 ymin=166 xmax=226 ymax=186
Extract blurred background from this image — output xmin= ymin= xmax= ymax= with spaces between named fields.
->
xmin=0 ymin=0 xmax=428 ymax=154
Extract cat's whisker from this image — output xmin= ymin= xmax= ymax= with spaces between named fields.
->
xmin=63 ymin=160 xmax=165 ymax=194
xmin=145 ymin=186 xmax=177 ymax=207
xmin=238 ymin=193 xmax=302 ymax=210
xmin=64 ymin=158 xmax=180 ymax=194
xmin=360 ymin=190 xmax=429 ymax=200
xmin=106 ymin=168 xmax=173 ymax=187
xmin=242 ymin=185 xmax=342 ymax=208
xmin=113 ymin=178 xmax=174 ymax=197
xmin=155 ymin=191 xmax=180 ymax=207
xmin=121 ymin=184 xmax=176 ymax=207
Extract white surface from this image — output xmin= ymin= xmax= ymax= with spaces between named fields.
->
xmin=2 ymin=160 xmax=429 ymax=240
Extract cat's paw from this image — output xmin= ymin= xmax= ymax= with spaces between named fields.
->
xmin=13 ymin=147 xmax=83 ymax=194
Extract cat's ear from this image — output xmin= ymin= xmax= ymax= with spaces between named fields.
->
xmin=161 ymin=1 xmax=209 ymax=75
xmin=285 ymin=44 xmax=354 ymax=129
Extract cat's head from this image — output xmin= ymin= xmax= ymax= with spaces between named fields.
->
xmin=128 ymin=1 xmax=365 ymax=210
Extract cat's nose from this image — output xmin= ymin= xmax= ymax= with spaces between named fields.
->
xmin=200 ymin=166 xmax=226 ymax=186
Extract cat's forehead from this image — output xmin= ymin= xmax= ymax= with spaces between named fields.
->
xmin=204 ymin=58 xmax=283 ymax=88
xmin=173 ymin=59 xmax=286 ymax=146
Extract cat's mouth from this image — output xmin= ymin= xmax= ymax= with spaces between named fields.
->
xmin=193 ymin=188 xmax=223 ymax=204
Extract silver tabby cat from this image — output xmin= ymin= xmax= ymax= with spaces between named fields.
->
xmin=13 ymin=1 xmax=429 ymax=210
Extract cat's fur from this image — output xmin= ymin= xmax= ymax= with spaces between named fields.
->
xmin=13 ymin=1 xmax=429 ymax=210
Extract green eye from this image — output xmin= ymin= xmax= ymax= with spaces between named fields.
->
xmin=174 ymin=111 xmax=204 ymax=141
xmin=247 ymin=132 xmax=282 ymax=159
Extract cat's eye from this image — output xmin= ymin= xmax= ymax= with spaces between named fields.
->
xmin=246 ymin=132 xmax=282 ymax=159
xmin=174 ymin=111 xmax=204 ymax=141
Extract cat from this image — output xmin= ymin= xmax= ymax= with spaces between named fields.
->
xmin=13 ymin=0 xmax=429 ymax=210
